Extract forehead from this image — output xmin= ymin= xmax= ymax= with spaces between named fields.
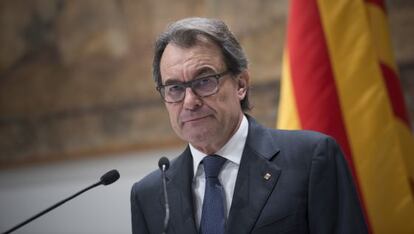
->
xmin=160 ymin=41 xmax=225 ymax=81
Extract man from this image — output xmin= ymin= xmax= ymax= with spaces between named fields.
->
xmin=131 ymin=17 xmax=368 ymax=234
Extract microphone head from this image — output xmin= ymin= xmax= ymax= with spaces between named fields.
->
xmin=158 ymin=157 xmax=170 ymax=171
xmin=100 ymin=169 xmax=120 ymax=185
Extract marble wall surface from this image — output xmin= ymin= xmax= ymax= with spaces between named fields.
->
xmin=0 ymin=0 xmax=413 ymax=166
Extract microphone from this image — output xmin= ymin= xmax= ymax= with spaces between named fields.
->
xmin=2 ymin=169 xmax=120 ymax=234
xmin=158 ymin=157 xmax=170 ymax=234
xmin=100 ymin=169 xmax=121 ymax=185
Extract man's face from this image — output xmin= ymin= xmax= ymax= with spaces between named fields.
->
xmin=159 ymin=41 xmax=249 ymax=154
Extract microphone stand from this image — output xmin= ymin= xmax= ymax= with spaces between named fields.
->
xmin=158 ymin=157 xmax=170 ymax=234
xmin=2 ymin=169 xmax=119 ymax=234
xmin=3 ymin=181 xmax=102 ymax=234
xmin=161 ymin=164 xmax=170 ymax=234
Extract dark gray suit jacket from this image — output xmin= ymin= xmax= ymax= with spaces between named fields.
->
xmin=131 ymin=116 xmax=368 ymax=234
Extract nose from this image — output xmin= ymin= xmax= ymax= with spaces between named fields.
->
xmin=182 ymin=87 xmax=202 ymax=110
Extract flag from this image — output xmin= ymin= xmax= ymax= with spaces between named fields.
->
xmin=277 ymin=0 xmax=414 ymax=233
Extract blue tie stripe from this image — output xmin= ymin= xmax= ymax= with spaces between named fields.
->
xmin=200 ymin=155 xmax=227 ymax=234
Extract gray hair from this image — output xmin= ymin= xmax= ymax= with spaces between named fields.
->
xmin=152 ymin=17 xmax=251 ymax=111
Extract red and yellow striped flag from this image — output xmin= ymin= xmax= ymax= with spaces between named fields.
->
xmin=277 ymin=0 xmax=414 ymax=233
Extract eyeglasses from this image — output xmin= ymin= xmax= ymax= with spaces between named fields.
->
xmin=157 ymin=71 xmax=230 ymax=103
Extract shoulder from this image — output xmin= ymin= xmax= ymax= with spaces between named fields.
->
xmin=268 ymin=129 xmax=345 ymax=175
xmin=131 ymin=150 xmax=190 ymax=199
xmin=272 ymin=128 xmax=341 ymax=158
xmin=245 ymin=115 xmax=342 ymax=163
xmin=271 ymin=128 xmax=336 ymax=148
xmin=131 ymin=168 xmax=162 ymax=200
xmin=248 ymin=115 xmax=337 ymax=151
xmin=248 ymin=114 xmax=331 ymax=140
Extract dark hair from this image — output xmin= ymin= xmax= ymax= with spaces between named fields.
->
xmin=153 ymin=17 xmax=251 ymax=111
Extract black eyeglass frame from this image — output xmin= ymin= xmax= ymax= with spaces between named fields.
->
xmin=156 ymin=70 xmax=230 ymax=103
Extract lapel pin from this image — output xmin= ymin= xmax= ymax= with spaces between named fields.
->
xmin=263 ymin=173 xmax=271 ymax=180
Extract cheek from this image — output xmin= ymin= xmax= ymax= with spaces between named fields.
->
xmin=165 ymin=105 xmax=180 ymax=128
xmin=216 ymin=88 xmax=242 ymax=107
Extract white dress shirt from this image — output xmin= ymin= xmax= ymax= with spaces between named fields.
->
xmin=190 ymin=115 xmax=249 ymax=228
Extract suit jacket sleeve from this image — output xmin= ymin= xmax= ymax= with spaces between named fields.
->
xmin=131 ymin=183 xmax=150 ymax=234
xmin=308 ymin=136 xmax=368 ymax=234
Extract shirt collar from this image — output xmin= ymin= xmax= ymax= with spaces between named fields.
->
xmin=190 ymin=115 xmax=249 ymax=177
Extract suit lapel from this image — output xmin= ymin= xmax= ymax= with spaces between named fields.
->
xmin=163 ymin=147 xmax=198 ymax=234
xmin=227 ymin=116 xmax=281 ymax=234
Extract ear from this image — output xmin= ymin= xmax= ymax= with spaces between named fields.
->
xmin=237 ymin=70 xmax=250 ymax=100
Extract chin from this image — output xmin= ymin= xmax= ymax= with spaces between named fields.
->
xmin=183 ymin=129 xmax=215 ymax=145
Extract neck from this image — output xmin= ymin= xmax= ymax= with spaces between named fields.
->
xmin=191 ymin=113 xmax=244 ymax=155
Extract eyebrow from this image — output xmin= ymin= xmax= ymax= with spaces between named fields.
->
xmin=163 ymin=67 xmax=217 ymax=85
xmin=164 ymin=79 xmax=181 ymax=86
xmin=194 ymin=67 xmax=216 ymax=77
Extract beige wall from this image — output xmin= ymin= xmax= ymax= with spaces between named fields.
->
xmin=0 ymin=0 xmax=413 ymax=167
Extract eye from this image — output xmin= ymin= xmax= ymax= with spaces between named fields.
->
xmin=194 ymin=77 xmax=214 ymax=88
xmin=166 ymin=84 xmax=184 ymax=94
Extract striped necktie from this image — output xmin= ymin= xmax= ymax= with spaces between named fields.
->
xmin=200 ymin=155 xmax=227 ymax=234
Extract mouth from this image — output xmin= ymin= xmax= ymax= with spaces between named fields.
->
xmin=182 ymin=115 xmax=209 ymax=124
xmin=181 ymin=115 xmax=211 ymax=124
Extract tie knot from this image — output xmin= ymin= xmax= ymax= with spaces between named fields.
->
xmin=203 ymin=155 xmax=226 ymax=178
